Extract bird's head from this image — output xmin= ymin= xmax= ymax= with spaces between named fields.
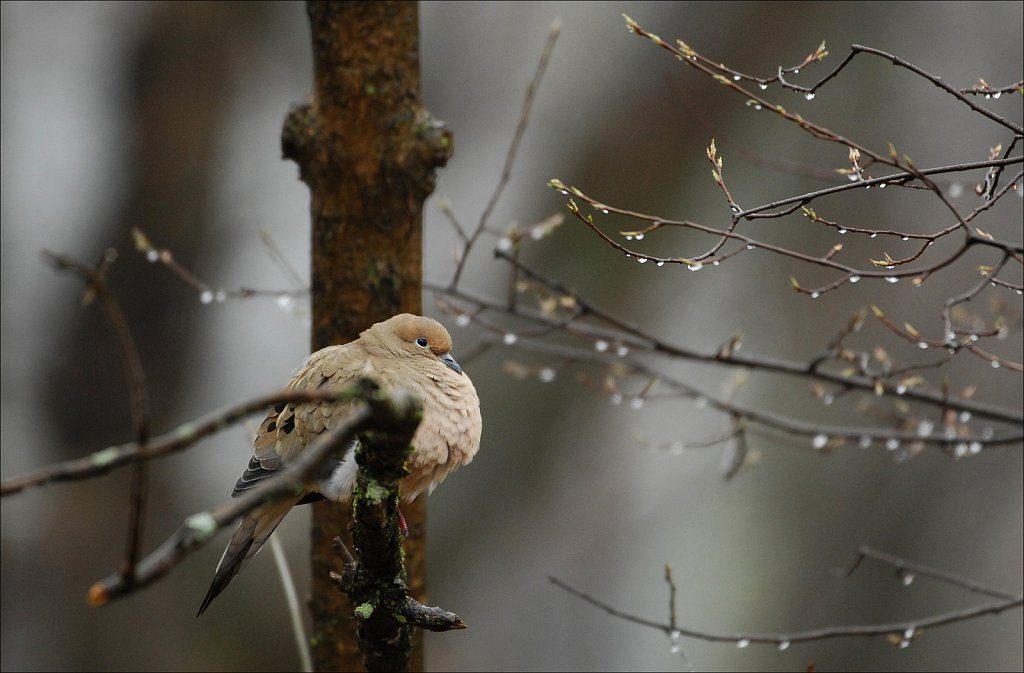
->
xmin=371 ymin=314 xmax=465 ymax=375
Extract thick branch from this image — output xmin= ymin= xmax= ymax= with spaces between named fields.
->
xmin=327 ymin=387 xmax=466 ymax=672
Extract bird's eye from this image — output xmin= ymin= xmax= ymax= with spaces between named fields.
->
xmin=415 ymin=337 xmax=429 ymax=348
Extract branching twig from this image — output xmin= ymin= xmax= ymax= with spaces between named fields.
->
xmin=446 ymin=19 xmax=561 ymax=290
xmin=132 ymin=228 xmax=308 ymax=303
xmin=478 ymin=252 xmax=1023 ymax=427
xmin=550 ymin=574 xmax=1022 ymax=649
xmin=41 ymin=249 xmax=153 ymax=587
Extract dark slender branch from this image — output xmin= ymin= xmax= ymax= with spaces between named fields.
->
xmin=664 ymin=564 xmax=678 ymax=631
xmin=847 ymin=45 xmax=1022 ymax=135
xmin=625 ymin=13 xmax=1023 ymax=140
xmin=132 ymin=228 xmax=307 ymax=303
xmin=447 ymin=19 xmax=560 ymax=289
xmin=845 ymin=546 xmax=1019 ymax=601
xmin=40 ymin=249 xmax=152 ymax=587
xmin=550 ymin=576 xmax=1022 ymax=648
xmin=88 ymin=380 xmax=385 ymax=606
xmin=741 ymin=156 xmax=1021 ymax=222
xmin=258 ymin=228 xmax=310 ymax=292
xmin=959 ymin=79 xmax=1024 ymax=96
xmin=431 ymin=280 xmax=1022 ymax=431
xmin=482 ymin=252 xmax=1023 ymax=426
xmin=943 ymin=253 xmax=1012 ymax=349
xmin=0 ymin=388 xmax=359 ymax=497
xmin=553 ymin=171 xmax=1022 ymax=276
xmin=486 ymin=335 xmax=1022 ymax=451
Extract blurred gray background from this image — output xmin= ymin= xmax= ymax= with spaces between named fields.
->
xmin=2 ymin=2 xmax=1021 ymax=671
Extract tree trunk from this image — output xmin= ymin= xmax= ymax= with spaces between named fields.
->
xmin=281 ymin=1 xmax=452 ymax=670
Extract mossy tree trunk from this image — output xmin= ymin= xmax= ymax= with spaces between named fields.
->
xmin=281 ymin=1 xmax=452 ymax=670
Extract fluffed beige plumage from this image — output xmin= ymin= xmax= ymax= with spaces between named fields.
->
xmin=198 ymin=314 xmax=481 ymax=615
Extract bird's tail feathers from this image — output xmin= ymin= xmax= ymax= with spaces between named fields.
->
xmin=196 ymin=498 xmax=297 ymax=616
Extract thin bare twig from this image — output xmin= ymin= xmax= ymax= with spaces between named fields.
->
xmin=0 ymin=388 xmax=358 ymax=497
xmin=447 ymin=19 xmax=560 ymax=289
xmin=88 ymin=397 xmax=374 ymax=606
xmin=132 ymin=228 xmax=307 ymax=303
xmin=483 ymin=252 xmax=1023 ymax=426
xmin=845 ymin=545 xmax=1019 ymax=601
xmin=41 ymin=250 xmax=152 ymax=586
xmin=549 ymin=576 xmax=1022 ymax=648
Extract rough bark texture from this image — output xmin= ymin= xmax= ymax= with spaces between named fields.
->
xmin=344 ymin=390 xmax=421 ymax=673
xmin=281 ymin=2 xmax=452 ymax=671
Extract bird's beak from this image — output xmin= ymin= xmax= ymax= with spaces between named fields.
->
xmin=440 ymin=352 xmax=463 ymax=375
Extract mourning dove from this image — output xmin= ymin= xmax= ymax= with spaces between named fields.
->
xmin=198 ymin=314 xmax=481 ymax=615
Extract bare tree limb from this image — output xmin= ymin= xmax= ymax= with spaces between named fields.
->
xmin=40 ymin=249 xmax=153 ymax=587
xmin=86 ymin=380 xmax=387 ymax=606
xmin=0 ymin=389 xmax=357 ymax=497
xmin=844 ymin=546 xmax=1020 ymax=601
xmin=550 ymin=575 xmax=1022 ymax=649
